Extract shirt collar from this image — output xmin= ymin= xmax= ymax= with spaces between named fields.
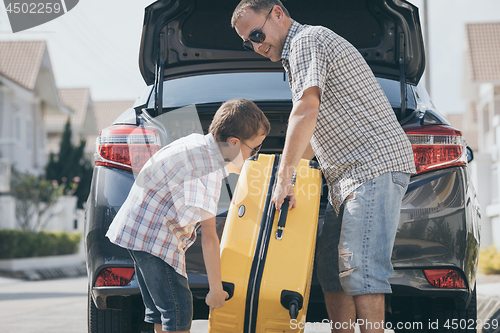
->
xmin=205 ymin=133 xmax=229 ymax=178
xmin=281 ymin=20 xmax=303 ymax=61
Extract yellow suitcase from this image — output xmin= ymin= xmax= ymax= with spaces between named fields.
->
xmin=209 ymin=153 xmax=322 ymax=333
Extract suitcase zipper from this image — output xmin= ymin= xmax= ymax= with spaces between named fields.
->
xmin=243 ymin=154 xmax=280 ymax=333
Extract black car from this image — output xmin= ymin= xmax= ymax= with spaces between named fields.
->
xmin=85 ymin=0 xmax=481 ymax=332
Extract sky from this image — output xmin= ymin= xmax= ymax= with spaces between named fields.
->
xmin=1 ymin=0 xmax=500 ymax=114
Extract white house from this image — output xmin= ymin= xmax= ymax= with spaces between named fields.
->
xmin=0 ymin=41 xmax=72 ymax=231
xmin=44 ymin=88 xmax=98 ymax=163
xmin=458 ymin=22 xmax=500 ymax=249
xmin=0 ymin=41 xmax=71 ymax=176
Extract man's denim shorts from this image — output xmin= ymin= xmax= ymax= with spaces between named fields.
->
xmin=316 ymin=171 xmax=410 ymax=296
xmin=128 ymin=250 xmax=192 ymax=332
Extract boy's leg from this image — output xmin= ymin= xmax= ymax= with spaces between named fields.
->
xmin=154 ymin=323 xmax=189 ymax=333
xmin=129 ymin=250 xmax=193 ymax=333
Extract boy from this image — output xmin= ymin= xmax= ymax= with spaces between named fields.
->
xmin=106 ymin=98 xmax=270 ymax=333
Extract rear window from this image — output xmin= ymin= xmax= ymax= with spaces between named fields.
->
xmin=150 ymin=72 xmax=415 ymax=110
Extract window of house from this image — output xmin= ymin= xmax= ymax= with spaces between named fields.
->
xmin=26 ymin=120 xmax=32 ymax=150
xmin=15 ymin=117 xmax=21 ymax=141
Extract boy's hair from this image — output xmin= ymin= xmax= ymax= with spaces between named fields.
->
xmin=209 ymin=98 xmax=270 ymax=142
xmin=231 ymin=0 xmax=290 ymax=28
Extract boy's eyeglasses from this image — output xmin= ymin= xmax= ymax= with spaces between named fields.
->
xmin=235 ymin=137 xmax=262 ymax=156
xmin=242 ymin=7 xmax=273 ymax=51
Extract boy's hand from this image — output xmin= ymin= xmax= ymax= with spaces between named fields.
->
xmin=200 ymin=210 xmax=228 ymax=311
xmin=206 ymin=287 xmax=229 ymax=310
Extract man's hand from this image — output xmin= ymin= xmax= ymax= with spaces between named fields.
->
xmin=272 ymin=177 xmax=296 ymax=211
xmin=205 ymin=287 xmax=229 ymax=310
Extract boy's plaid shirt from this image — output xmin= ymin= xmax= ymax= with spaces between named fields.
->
xmin=106 ymin=133 xmax=227 ymax=277
xmin=281 ymin=21 xmax=416 ymax=214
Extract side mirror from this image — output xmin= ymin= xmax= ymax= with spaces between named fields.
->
xmin=466 ymin=146 xmax=474 ymax=163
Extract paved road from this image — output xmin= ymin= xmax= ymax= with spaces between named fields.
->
xmin=0 ymin=276 xmax=331 ymax=333
xmin=0 ymin=275 xmax=498 ymax=333
xmin=0 ymin=276 xmax=87 ymax=333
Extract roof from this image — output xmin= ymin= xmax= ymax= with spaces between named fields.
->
xmin=86 ymin=100 xmax=135 ymax=151
xmin=59 ymin=88 xmax=91 ymax=126
xmin=93 ymin=100 xmax=135 ymax=132
xmin=0 ymin=41 xmax=46 ymax=90
xmin=45 ymin=88 xmax=91 ymax=127
xmin=466 ymin=22 xmax=500 ymax=82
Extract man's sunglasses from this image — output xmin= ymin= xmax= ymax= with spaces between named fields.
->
xmin=242 ymin=7 xmax=273 ymax=51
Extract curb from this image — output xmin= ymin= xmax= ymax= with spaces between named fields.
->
xmin=0 ymin=254 xmax=86 ymax=281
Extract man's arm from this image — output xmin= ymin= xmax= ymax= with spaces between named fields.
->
xmin=200 ymin=209 xmax=228 ymax=310
xmin=272 ymin=86 xmax=320 ymax=210
xmin=303 ymin=142 xmax=316 ymax=160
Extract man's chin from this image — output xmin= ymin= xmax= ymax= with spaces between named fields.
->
xmin=267 ymin=53 xmax=282 ymax=62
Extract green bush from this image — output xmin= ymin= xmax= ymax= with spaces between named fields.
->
xmin=0 ymin=230 xmax=81 ymax=259
xmin=478 ymin=244 xmax=500 ymax=274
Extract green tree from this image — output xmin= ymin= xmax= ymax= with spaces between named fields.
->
xmin=45 ymin=118 xmax=92 ymax=208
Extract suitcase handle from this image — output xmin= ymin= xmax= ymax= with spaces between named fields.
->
xmin=275 ymin=199 xmax=290 ymax=240
xmin=222 ymin=281 xmax=234 ymax=300
xmin=280 ymin=290 xmax=303 ymax=319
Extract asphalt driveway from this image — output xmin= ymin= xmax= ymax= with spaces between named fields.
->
xmin=0 ymin=274 xmax=498 ymax=333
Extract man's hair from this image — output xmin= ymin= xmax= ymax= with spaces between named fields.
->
xmin=209 ymin=98 xmax=270 ymax=142
xmin=231 ymin=0 xmax=290 ymax=28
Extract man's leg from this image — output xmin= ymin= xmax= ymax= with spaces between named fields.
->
xmin=316 ymin=202 xmax=349 ymax=332
xmin=319 ymin=172 xmax=410 ymax=333
xmin=354 ymin=294 xmax=385 ymax=333
xmin=324 ymin=291 xmax=356 ymax=333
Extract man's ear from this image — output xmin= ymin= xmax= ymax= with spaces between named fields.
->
xmin=273 ymin=5 xmax=283 ymax=21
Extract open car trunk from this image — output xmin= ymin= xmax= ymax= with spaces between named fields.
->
xmin=138 ymin=0 xmax=425 ymax=120
xmin=139 ymin=0 xmax=425 ymax=85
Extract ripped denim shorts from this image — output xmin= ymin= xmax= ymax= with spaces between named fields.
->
xmin=315 ymin=171 xmax=410 ymax=296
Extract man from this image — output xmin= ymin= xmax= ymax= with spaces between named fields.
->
xmin=232 ymin=2 xmax=416 ymax=333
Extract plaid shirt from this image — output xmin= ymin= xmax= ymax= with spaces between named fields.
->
xmin=281 ymin=21 xmax=416 ymax=214
xmin=106 ymin=133 xmax=227 ymax=277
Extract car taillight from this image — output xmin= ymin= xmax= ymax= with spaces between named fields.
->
xmin=423 ymin=269 xmax=466 ymax=289
xmin=405 ymin=125 xmax=466 ymax=174
xmin=95 ymin=124 xmax=161 ymax=173
xmin=95 ymin=267 xmax=135 ymax=287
